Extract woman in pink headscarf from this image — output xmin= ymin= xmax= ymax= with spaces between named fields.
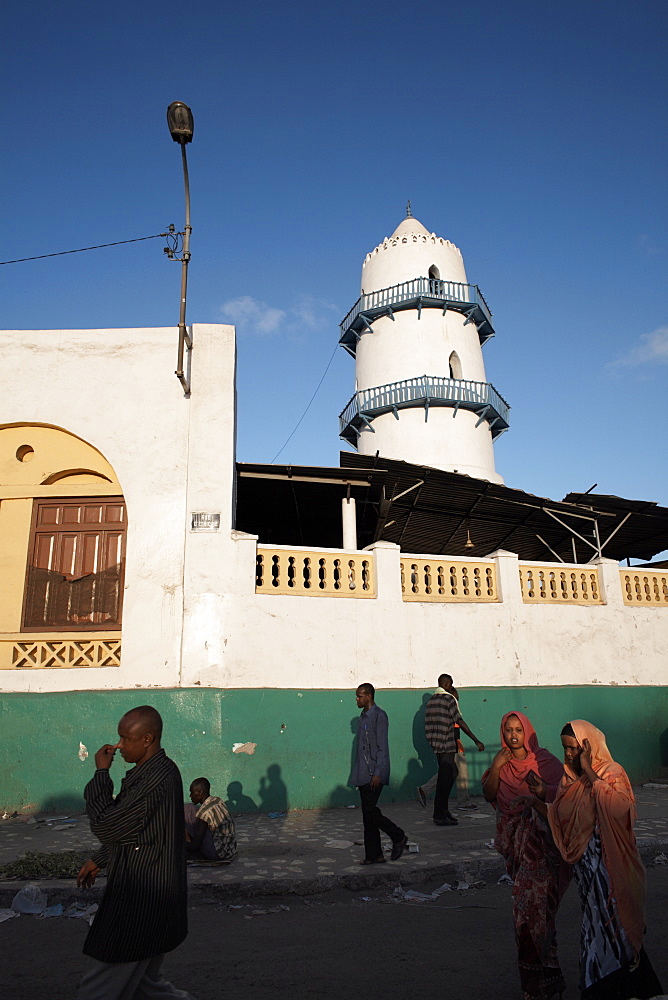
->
xmin=547 ymin=721 xmax=661 ymax=1000
xmin=482 ymin=711 xmax=570 ymax=1000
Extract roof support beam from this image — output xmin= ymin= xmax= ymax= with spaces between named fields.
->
xmin=542 ymin=508 xmax=599 ymax=553
xmin=587 ymin=511 xmax=633 ymax=563
xmin=535 ymin=533 xmax=566 ymax=563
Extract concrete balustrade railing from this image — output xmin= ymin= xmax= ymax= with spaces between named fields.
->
xmin=256 ymin=546 xmax=375 ymax=598
xmin=620 ymin=569 xmax=668 ymax=606
xmin=401 ymin=557 xmax=499 ymax=602
xmin=254 ymin=545 xmax=667 ymax=609
xmin=518 ymin=564 xmax=603 ymax=605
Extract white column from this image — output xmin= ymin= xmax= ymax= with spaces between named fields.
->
xmin=366 ymin=540 xmax=402 ymax=601
xmin=592 ymin=557 xmax=625 ymax=609
xmin=341 ymin=496 xmax=357 ymax=550
xmin=488 ymin=548 xmax=523 ymax=604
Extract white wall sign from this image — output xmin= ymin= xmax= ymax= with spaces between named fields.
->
xmin=191 ymin=512 xmax=221 ymax=532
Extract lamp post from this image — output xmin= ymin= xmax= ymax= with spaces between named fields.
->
xmin=166 ymin=101 xmax=194 ymax=394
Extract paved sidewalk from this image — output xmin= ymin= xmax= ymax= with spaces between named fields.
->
xmin=1 ymin=785 xmax=667 ymax=904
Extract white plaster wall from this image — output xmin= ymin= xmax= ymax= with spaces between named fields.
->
xmin=353 ymin=307 xmax=500 ymax=481
xmin=355 ymin=409 xmax=502 ymax=482
xmin=361 ymin=230 xmax=468 ymax=293
xmin=0 ymin=323 xmax=237 ymax=694
xmin=3 ymin=324 xmax=665 ymax=696
xmin=355 ymin=311 xmax=488 ymax=390
xmin=182 ymin=546 xmax=668 ymax=691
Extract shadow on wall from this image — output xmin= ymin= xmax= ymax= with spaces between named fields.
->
xmin=258 ymin=763 xmax=288 ymax=813
xmin=412 ymin=693 xmax=434 ymax=780
xmin=41 ymin=794 xmax=86 ymax=815
xmin=225 ymin=781 xmax=258 ymax=814
xmin=327 ymin=717 xmax=363 ymax=807
xmin=224 ymin=766 xmax=289 ymax=815
xmin=660 ymin=729 xmax=668 ymax=768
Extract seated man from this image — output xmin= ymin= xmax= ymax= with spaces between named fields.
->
xmin=184 ymin=777 xmax=237 ymax=863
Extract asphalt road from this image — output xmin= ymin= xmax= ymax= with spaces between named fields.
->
xmin=3 ymin=868 xmax=667 ymax=1000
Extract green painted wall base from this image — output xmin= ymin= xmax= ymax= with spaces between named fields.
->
xmin=2 ymin=686 xmax=667 ymax=814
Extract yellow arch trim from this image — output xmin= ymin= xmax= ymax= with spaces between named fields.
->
xmin=0 ymin=423 xmax=120 ymax=491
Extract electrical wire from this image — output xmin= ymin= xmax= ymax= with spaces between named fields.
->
xmin=271 ymin=342 xmax=339 ymax=463
xmin=0 ymin=233 xmax=167 ymax=265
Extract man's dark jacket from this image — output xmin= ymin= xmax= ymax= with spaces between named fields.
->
xmin=82 ymin=749 xmax=187 ymax=963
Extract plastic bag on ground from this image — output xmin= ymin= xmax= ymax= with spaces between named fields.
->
xmin=11 ymin=884 xmax=48 ymax=914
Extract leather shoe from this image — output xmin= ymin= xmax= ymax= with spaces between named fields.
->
xmin=390 ymin=835 xmax=409 ymax=860
xmin=434 ymin=816 xmax=458 ymax=826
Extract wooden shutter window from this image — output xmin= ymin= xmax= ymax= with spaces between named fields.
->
xmin=23 ymin=498 xmax=126 ymax=631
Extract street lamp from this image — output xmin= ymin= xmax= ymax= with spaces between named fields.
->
xmin=166 ymin=101 xmax=194 ymax=394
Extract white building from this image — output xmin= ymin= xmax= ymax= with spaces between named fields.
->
xmin=1 ymin=214 xmax=666 ymax=814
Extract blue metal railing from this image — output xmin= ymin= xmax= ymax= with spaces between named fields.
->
xmin=339 ymin=375 xmax=510 ymax=445
xmin=339 ymin=277 xmax=494 ymax=356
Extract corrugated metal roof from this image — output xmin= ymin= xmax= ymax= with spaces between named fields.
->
xmin=234 ymin=457 xmax=668 ymax=562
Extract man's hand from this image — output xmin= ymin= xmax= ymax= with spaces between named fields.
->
xmin=475 ymin=740 xmax=485 ymax=752
xmin=94 ymin=744 xmax=118 ymax=770
xmin=77 ymin=859 xmax=100 ymax=888
xmin=509 ymin=794 xmax=534 ymax=810
xmin=370 ymin=775 xmax=382 ymax=789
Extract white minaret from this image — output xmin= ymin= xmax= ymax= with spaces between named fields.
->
xmin=339 ymin=208 xmax=509 ymax=484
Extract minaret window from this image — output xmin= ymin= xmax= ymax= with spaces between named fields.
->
xmin=449 ymin=351 xmax=462 ymax=380
xmin=428 ymin=265 xmax=441 ymax=295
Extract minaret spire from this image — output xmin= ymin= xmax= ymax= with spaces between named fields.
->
xmin=406 ymin=199 xmax=412 ymax=218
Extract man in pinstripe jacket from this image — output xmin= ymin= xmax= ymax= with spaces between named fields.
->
xmin=76 ymin=706 xmax=194 ymax=999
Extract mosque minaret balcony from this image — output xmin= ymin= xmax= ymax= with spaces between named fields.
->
xmin=339 ymin=375 xmax=510 ymax=447
xmin=339 ymin=212 xmax=508 ymax=482
xmin=339 ymin=276 xmax=495 ymax=357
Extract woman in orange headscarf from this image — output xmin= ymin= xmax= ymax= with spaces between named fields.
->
xmin=518 ymin=720 xmax=663 ymax=1000
xmin=482 ymin=712 xmax=571 ymax=1000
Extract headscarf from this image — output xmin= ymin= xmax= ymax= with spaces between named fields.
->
xmin=484 ymin=711 xmax=564 ymax=816
xmin=547 ymin=720 xmax=645 ymax=955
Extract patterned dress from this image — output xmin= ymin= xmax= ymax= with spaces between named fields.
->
xmin=496 ymin=807 xmax=571 ymax=1000
xmin=574 ymin=832 xmax=662 ymax=1000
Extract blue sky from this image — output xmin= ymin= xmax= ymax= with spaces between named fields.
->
xmin=2 ymin=1 xmax=667 ymax=524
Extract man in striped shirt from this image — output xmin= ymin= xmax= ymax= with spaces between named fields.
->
xmin=425 ymin=674 xmax=485 ymax=827
xmin=185 ymin=777 xmax=237 ymax=862
xmin=76 ymin=705 xmax=193 ymax=999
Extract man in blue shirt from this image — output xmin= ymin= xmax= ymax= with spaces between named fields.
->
xmin=353 ymin=683 xmax=408 ymax=865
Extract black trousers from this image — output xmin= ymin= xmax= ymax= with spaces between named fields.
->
xmin=358 ymin=783 xmax=405 ymax=860
xmin=433 ymin=751 xmax=458 ymax=821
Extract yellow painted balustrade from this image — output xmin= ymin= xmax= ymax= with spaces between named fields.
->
xmin=255 ymin=548 xmax=375 ymax=597
xmin=620 ymin=569 xmax=668 ymax=607
xmin=519 ymin=565 xmax=603 ymax=604
xmin=0 ymin=633 xmax=122 ymax=669
xmin=401 ymin=558 xmax=499 ymax=602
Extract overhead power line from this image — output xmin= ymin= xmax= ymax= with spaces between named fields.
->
xmin=271 ymin=343 xmax=340 ymax=463
xmin=0 ymin=233 xmax=167 ymax=266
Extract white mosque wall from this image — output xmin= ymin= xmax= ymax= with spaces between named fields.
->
xmin=1 ymin=323 xmax=666 ymax=698
xmin=1 ymin=323 xmax=237 ymax=693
